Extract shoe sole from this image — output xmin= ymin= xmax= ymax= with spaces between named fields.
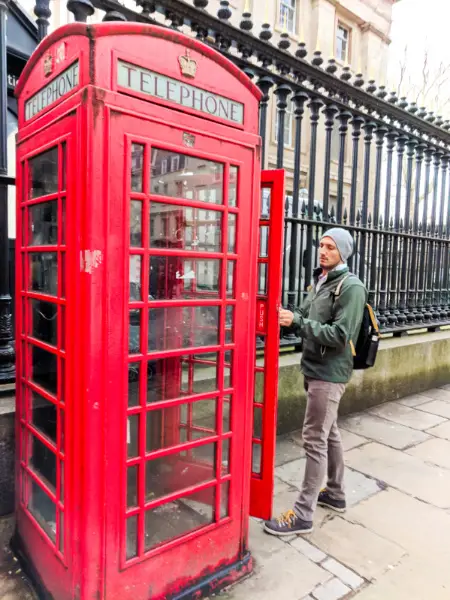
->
xmin=263 ymin=524 xmax=313 ymax=536
xmin=317 ymin=501 xmax=346 ymax=513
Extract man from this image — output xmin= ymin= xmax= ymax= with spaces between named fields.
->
xmin=264 ymin=227 xmax=367 ymax=536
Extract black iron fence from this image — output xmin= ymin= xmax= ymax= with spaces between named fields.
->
xmin=10 ymin=0 xmax=450 ymax=345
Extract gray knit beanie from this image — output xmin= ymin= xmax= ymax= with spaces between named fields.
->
xmin=320 ymin=227 xmax=354 ymax=262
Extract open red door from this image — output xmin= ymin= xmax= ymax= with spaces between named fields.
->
xmin=250 ymin=169 xmax=285 ymax=520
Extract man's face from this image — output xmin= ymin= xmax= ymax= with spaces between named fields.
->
xmin=319 ymin=237 xmax=342 ymax=271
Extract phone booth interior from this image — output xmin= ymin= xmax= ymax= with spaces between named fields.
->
xmin=14 ymin=23 xmax=284 ymax=600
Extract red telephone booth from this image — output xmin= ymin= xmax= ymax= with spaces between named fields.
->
xmin=14 ymin=23 xmax=285 ymax=600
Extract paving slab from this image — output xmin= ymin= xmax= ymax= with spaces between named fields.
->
xmin=222 ymin=546 xmax=330 ymax=600
xmin=368 ymin=401 xmax=446 ymax=430
xmin=426 ymin=419 xmax=450 ymax=440
xmin=275 ymin=436 xmax=304 ymax=466
xmin=345 ymin=442 xmax=450 ymax=508
xmin=339 ymin=413 xmax=430 ymax=450
xmin=405 ymin=437 xmax=450 ymax=469
xmin=307 ymin=516 xmax=406 ymax=581
xmin=311 ymin=577 xmax=351 ymax=600
xmin=418 ymin=388 xmax=450 ymax=402
xmin=417 ymin=399 xmax=450 ymax=419
xmin=322 ymin=558 xmax=364 ymax=589
xmin=352 ymin=555 xmax=450 ymax=600
xmin=346 ymin=488 xmax=450 ymax=556
xmin=276 ymin=460 xmax=382 ymax=508
xmin=397 ymin=394 xmax=435 ymax=407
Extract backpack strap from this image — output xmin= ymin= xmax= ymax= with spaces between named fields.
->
xmin=333 ymin=274 xmax=352 ymax=299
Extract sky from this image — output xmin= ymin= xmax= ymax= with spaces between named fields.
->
xmin=388 ymin=0 xmax=450 ymax=114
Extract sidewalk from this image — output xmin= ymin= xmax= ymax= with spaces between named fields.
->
xmin=2 ymin=386 xmax=450 ymax=599
xmin=222 ymin=385 xmax=450 ymax=600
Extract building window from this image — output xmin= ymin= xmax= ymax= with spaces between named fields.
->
xmin=336 ymin=23 xmax=350 ymax=63
xmin=170 ymin=156 xmax=180 ymax=172
xmin=278 ymin=0 xmax=297 ymax=35
xmin=274 ymin=101 xmax=294 ymax=148
xmin=161 ymin=159 xmax=168 ymax=175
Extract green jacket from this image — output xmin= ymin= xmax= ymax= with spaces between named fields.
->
xmin=293 ymin=266 xmax=367 ymax=384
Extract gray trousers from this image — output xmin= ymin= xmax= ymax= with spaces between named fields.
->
xmin=294 ymin=378 xmax=346 ymax=522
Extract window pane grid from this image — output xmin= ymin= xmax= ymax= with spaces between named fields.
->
xmin=19 ymin=141 xmax=68 ymax=554
xmin=125 ymin=142 xmax=238 ymax=563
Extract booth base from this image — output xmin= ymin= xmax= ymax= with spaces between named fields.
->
xmin=11 ymin=529 xmax=253 ymax=600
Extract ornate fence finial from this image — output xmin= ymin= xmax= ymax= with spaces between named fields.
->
xmin=259 ymin=23 xmax=272 ymax=42
xmin=34 ymin=0 xmax=51 ymax=40
xmin=296 ymin=42 xmax=307 ymax=59
xmin=67 ymin=0 xmax=95 ymax=23
xmin=194 ymin=0 xmax=209 ymax=8
xmin=240 ymin=11 xmax=253 ymax=32
xmin=311 ymin=50 xmax=323 ymax=67
xmin=103 ymin=11 xmax=127 ymax=21
xmin=218 ymin=0 xmax=232 ymax=20
xmin=326 ymin=58 xmax=337 ymax=75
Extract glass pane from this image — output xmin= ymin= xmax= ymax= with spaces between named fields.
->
xmin=253 ymin=406 xmax=263 ymax=439
xmin=222 ymin=438 xmax=230 ymax=475
xmin=129 ymin=310 xmax=141 ymax=354
xmin=151 ymin=149 xmax=224 ymax=204
xmin=127 ymin=466 xmax=138 ymax=508
xmin=147 ymin=399 xmax=217 ymax=452
xmin=31 ymin=392 xmax=57 ymax=444
xmin=228 ymin=214 xmax=236 ymax=253
xmin=144 ymin=486 xmax=215 ymax=551
xmin=61 ymin=144 xmax=66 ymax=191
xmin=31 ymin=345 xmax=57 ymax=396
xmin=60 ymin=253 xmax=66 ymax=299
xmin=226 ymin=262 xmax=235 ymax=298
xmin=29 ymin=201 xmax=57 ymax=246
xmin=131 ymin=144 xmax=144 ymax=193
xmin=221 ymin=481 xmax=230 ymax=519
xmin=29 ymin=148 xmax=58 ymax=199
xmin=28 ymin=480 xmax=56 ymax=541
xmin=224 ymin=350 xmax=233 ymax=389
xmin=149 ymin=203 xmax=222 ymax=252
xmin=147 ymin=353 xmax=218 ymax=403
xmin=225 ymin=306 xmax=234 ymax=344
xmin=260 ymin=226 xmax=269 ymax=258
xmin=60 ymin=409 xmax=65 ymax=453
xmin=149 ymin=306 xmax=219 ymax=352
xmin=30 ymin=299 xmax=57 ymax=346
xmin=30 ymin=435 xmax=56 ymax=491
xmin=228 ymin=166 xmax=238 ymax=208
xmin=128 ymin=363 xmax=140 ymax=407
xmin=61 ymin=197 xmax=66 ymax=245
xmin=60 ymin=306 xmax=65 ymax=351
xmin=60 ymin=460 xmax=64 ymax=501
xmin=223 ymin=395 xmax=231 ymax=433
xmin=149 ymin=257 xmax=221 ymax=300
xmin=128 ymin=415 xmax=139 ymax=459
xmin=129 ymin=256 xmax=142 ymax=301
xmin=126 ymin=516 xmax=138 ymax=560
xmin=145 ymin=443 xmax=216 ymax=502
xmin=30 ymin=253 xmax=57 ymax=296
xmin=252 ymin=443 xmax=261 ymax=474
xmin=258 ymin=263 xmax=268 ymax=295
xmin=59 ymin=511 xmax=64 ymax=553
xmin=130 ymin=201 xmax=142 ymax=247
xmin=261 ymin=187 xmax=271 ymax=219
xmin=254 ymin=369 xmax=264 ymax=404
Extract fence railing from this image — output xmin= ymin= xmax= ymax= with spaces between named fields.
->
xmin=15 ymin=0 xmax=450 ymax=343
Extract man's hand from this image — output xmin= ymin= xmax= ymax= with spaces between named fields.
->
xmin=279 ymin=308 xmax=294 ymax=327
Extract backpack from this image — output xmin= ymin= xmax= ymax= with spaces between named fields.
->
xmin=333 ymin=275 xmax=380 ymax=370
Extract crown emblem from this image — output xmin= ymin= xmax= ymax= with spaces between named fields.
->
xmin=178 ymin=50 xmax=197 ymax=79
xmin=43 ymin=53 xmax=53 ymax=77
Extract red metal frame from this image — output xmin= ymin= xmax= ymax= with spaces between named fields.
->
xmin=250 ymin=170 xmax=285 ymax=520
xmin=14 ymin=23 xmax=272 ymax=600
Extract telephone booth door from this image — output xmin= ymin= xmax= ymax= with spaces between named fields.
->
xmin=250 ymin=170 xmax=285 ymax=520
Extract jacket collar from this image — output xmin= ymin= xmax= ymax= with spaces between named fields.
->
xmin=313 ymin=265 xmax=349 ymax=285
